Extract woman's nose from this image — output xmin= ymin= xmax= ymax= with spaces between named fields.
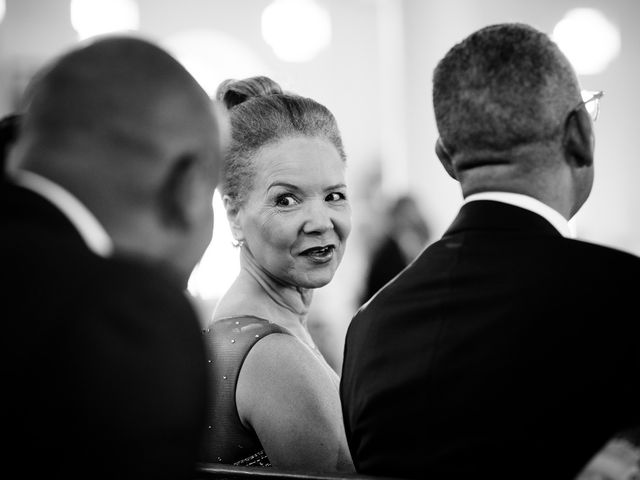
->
xmin=302 ymin=200 xmax=333 ymax=234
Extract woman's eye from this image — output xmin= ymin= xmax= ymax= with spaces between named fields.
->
xmin=326 ymin=192 xmax=346 ymax=202
xmin=275 ymin=194 xmax=298 ymax=207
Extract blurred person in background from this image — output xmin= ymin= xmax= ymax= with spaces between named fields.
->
xmin=1 ymin=35 xmax=226 ymax=479
xmin=360 ymin=193 xmax=431 ymax=304
xmin=0 ymin=113 xmax=20 ymax=181
xmin=341 ymin=22 xmax=640 ymax=480
xmin=198 ymin=76 xmax=354 ymax=473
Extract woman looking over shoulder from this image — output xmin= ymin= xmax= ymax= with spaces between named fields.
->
xmin=199 ymin=76 xmax=354 ymax=473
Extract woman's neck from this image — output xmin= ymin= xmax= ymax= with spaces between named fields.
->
xmin=214 ymin=246 xmax=314 ymax=333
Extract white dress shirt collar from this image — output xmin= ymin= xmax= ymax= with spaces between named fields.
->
xmin=13 ymin=169 xmax=114 ymax=257
xmin=463 ymin=191 xmax=575 ymax=238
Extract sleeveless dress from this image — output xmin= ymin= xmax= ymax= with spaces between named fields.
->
xmin=199 ymin=316 xmax=290 ymax=467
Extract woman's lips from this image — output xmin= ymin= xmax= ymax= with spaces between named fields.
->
xmin=300 ymin=245 xmax=335 ymax=262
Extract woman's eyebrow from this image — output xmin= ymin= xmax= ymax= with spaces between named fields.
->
xmin=266 ymin=182 xmax=347 ymax=192
xmin=267 ymin=181 xmax=300 ymax=191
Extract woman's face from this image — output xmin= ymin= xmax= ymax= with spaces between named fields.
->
xmin=234 ymin=136 xmax=351 ymax=289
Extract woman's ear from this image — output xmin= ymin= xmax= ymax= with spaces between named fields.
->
xmin=435 ymin=138 xmax=458 ymax=180
xmin=223 ymin=194 xmax=244 ymax=243
xmin=563 ymin=107 xmax=594 ymax=168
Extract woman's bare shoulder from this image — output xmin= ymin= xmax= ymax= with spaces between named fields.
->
xmin=235 ymin=333 xmax=353 ymax=472
xmin=240 ymin=333 xmax=329 ymax=388
xmin=236 ymin=332 xmax=340 ymax=424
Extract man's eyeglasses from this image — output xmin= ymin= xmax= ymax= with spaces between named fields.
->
xmin=576 ymin=90 xmax=604 ymax=122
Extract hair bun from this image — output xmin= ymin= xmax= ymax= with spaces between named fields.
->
xmin=216 ymin=76 xmax=283 ymax=110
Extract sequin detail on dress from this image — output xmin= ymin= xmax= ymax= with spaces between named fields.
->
xmin=234 ymin=449 xmax=271 ymax=467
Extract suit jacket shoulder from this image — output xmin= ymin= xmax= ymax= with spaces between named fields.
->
xmin=2 ymin=182 xmax=208 ymax=479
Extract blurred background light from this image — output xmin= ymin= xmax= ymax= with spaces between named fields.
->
xmin=552 ymin=8 xmax=621 ymax=76
xmin=162 ymin=29 xmax=270 ymax=97
xmin=187 ymin=190 xmax=239 ymax=312
xmin=70 ymin=0 xmax=140 ymax=41
xmin=0 ymin=0 xmax=5 ymax=24
xmin=261 ymin=0 xmax=332 ymax=62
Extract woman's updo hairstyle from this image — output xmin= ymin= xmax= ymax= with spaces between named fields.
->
xmin=216 ymin=75 xmax=346 ymax=205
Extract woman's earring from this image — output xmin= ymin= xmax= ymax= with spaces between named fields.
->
xmin=232 ymin=239 xmax=245 ymax=248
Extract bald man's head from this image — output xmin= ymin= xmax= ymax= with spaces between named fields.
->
xmin=12 ymin=35 xmax=226 ymax=283
xmin=20 ymin=36 xmax=216 ymax=165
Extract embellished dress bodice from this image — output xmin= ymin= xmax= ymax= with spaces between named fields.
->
xmin=199 ymin=316 xmax=290 ymax=467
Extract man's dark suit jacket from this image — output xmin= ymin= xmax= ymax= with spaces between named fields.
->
xmin=341 ymin=200 xmax=640 ymax=480
xmin=1 ymin=182 xmax=208 ymax=479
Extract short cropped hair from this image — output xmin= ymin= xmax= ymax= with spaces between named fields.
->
xmin=433 ymin=23 xmax=581 ymax=157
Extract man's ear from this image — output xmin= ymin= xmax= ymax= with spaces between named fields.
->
xmin=435 ymin=138 xmax=458 ymax=180
xmin=161 ymin=154 xmax=208 ymax=230
xmin=563 ymin=108 xmax=594 ymax=168
xmin=222 ymin=194 xmax=244 ymax=243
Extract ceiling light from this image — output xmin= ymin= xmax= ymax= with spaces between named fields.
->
xmin=261 ymin=0 xmax=332 ymax=62
xmin=70 ymin=0 xmax=140 ymax=41
xmin=552 ymin=8 xmax=621 ymax=75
